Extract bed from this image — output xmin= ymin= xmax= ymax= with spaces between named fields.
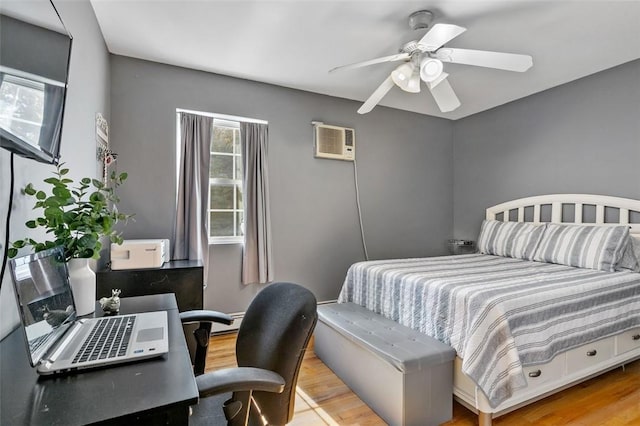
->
xmin=336 ymin=194 xmax=640 ymax=426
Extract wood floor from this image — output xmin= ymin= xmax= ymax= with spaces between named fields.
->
xmin=207 ymin=333 xmax=640 ymax=425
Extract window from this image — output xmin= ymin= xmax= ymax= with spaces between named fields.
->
xmin=209 ymin=119 xmax=243 ymax=244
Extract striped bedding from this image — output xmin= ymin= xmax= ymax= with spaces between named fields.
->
xmin=337 ymin=253 xmax=640 ymax=407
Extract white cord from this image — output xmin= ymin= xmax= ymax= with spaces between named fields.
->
xmin=353 ymin=159 xmax=369 ymax=261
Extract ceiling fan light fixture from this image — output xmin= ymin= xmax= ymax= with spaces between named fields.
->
xmin=420 ymin=58 xmax=444 ymax=83
xmin=391 ymin=62 xmax=415 ymax=91
xmin=405 ymin=70 xmax=421 ymax=93
xmin=332 ymin=12 xmax=533 ymax=115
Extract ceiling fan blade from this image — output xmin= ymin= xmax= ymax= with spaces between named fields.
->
xmin=435 ymin=48 xmax=533 ymax=72
xmin=330 ymin=53 xmax=410 ymax=73
xmin=427 ymin=76 xmax=461 ymax=113
xmin=357 ymin=76 xmax=395 ymax=114
xmin=417 ymin=23 xmax=466 ymax=52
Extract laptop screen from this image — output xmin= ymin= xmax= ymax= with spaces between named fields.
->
xmin=10 ymin=247 xmax=77 ymax=367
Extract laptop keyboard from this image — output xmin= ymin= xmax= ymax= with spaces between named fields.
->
xmin=72 ymin=316 xmax=136 ymax=364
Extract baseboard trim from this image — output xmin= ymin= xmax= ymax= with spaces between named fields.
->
xmin=210 ymin=299 xmax=338 ymax=335
xmin=211 ymin=312 xmax=244 ymax=334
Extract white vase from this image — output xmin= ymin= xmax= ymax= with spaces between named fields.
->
xmin=67 ymin=258 xmax=96 ymax=316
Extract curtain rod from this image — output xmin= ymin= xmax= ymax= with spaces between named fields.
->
xmin=176 ymin=108 xmax=268 ymax=125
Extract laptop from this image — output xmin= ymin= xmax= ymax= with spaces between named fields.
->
xmin=9 ymin=246 xmax=169 ymax=375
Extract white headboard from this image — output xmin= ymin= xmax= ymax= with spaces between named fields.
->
xmin=486 ymin=194 xmax=640 ymax=237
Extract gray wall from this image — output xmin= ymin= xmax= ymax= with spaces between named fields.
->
xmin=109 ymin=56 xmax=453 ymax=313
xmin=0 ymin=1 xmax=110 ymax=340
xmin=452 ymin=59 xmax=640 ymax=240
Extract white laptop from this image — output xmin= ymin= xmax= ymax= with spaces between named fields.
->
xmin=9 ymin=246 xmax=169 ymax=375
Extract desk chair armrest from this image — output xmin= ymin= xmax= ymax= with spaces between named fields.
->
xmin=181 ymin=310 xmax=234 ymax=376
xmin=196 ymin=367 xmax=285 ymax=398
xmin=180 ymin=310 xmax=233 ymax=326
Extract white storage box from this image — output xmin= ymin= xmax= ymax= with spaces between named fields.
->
xmin=110 ymin=239 xmax=170 ymax=270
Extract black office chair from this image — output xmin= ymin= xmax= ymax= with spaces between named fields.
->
xmin=180 ymin=282 xmax=318 ymax=426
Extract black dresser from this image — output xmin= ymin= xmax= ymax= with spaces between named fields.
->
xmin=96 ymin=260 xmax=203 ymax=312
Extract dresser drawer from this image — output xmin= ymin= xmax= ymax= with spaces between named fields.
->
xmin=523 ymin=355 xmax=565 ymax=387
xmin=566 ymin=337 xmax=614 ymax=375
xmin=616 ymin=328 xmax=640 ymax=355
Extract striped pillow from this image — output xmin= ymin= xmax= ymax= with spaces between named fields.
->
xmin=533 ymin=223 xmax=630 ymax=272
xmin=616 ymin=238 xmax=640 ymax=272
xmin=477 ymin=220 xmax=546 ymax=260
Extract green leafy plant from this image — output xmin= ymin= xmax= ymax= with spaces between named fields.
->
xmin=9 ymin=163 xmax=132 ymax=261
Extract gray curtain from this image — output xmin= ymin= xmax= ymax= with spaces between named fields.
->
xmin=240 ymin=122 xmax=273 ymax=284
xmin=173 ymin=113 xmax=213 ymax=284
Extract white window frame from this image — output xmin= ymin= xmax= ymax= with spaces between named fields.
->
xmin=209 ymin=119 xmax=243 ymax=245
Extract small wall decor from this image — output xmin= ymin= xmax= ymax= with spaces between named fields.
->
xmin=96 ymin=113 xmax=117 ymax=183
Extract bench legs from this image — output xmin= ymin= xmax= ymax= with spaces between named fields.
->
xmin=478 ymin=411 xmax=492 ymax=426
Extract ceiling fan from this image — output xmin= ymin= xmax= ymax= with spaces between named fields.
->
xmin=330 ymin=10 xmax=533 ymax=114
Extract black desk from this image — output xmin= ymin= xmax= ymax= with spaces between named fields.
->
xmin=0 ymin=294 xmax=198 ymax=425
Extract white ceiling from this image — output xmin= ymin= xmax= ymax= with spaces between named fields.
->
xmin=90 ymin=1 xmax=640 ymax=120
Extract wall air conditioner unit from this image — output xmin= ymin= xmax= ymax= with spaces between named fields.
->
xmin=314 ymin=124 xmax=355 ymax=161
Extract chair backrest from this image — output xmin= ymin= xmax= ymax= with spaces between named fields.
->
xmin=235 ymin=282 xmax=317 ymax=426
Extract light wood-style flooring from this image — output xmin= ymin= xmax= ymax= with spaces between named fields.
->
xmin=207 ymin=333 xmax=640 ymax=425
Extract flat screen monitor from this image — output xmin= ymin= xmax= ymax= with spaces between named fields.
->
xmin=0 ymin=0 xmax=72 ymax=164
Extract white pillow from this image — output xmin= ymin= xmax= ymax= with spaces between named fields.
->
xmin=533 ymin=223 xmax=630 ymax=272
xmin=477 ymin=220 xmax=546 ymax=260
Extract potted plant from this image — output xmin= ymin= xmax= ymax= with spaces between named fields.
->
xmin=9 ymin=163 xmax=132 ymax=315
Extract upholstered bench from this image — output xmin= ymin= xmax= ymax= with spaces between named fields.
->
xmin=315 ymin=303 xmax=456 ymax=426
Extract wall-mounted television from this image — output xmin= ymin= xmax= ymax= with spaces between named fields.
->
xmin=0 ymin=0 xmax=72 ymax=164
